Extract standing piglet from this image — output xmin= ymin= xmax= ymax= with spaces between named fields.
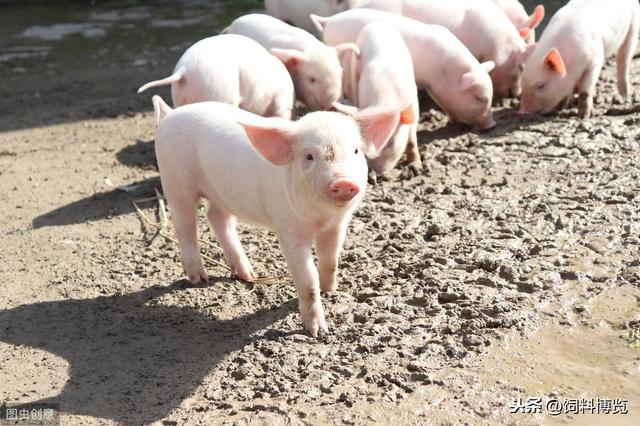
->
xmin=138 ymin=35 xmax=294 ymax=119
xmin=152 ymin=96 xmax=405 ymax=337
xmin=491 ymin=0 xmax=544 ymax=44
xmin=224 ymin=14 xmax=358 ymax=110
xmin=333 ymin=22 xmax=421 ymax=176
xmin=314 ymin=9 xmax=496 ymax=129
xmin=265 ymin=0 xmax=361 ymax=33
xmin=357 ymin=0 xmax=541 ymax=98
xmin=519 ymin=0 xmax=640 ymax=118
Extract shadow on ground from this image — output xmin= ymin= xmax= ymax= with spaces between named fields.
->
xmin=32 ymin=176 xmax=160 ymax=228
xmin=0 ymin=281 xmax=296 ymax=424
xmin=116 ymin=138 xmax=157 ymax=169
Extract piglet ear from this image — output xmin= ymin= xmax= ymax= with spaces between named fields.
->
xmin=523 ymin=43 xmax=537 ymax=61
xmin=519 ymin=27 xmax=530 ymax=40
xmin=356 ymin=103 xmax=405 ymax=157
xmin=399 ymin=104 xmax=415 ymax=125
xmin=544 ymin=48 xmax=566 ymax=77
xmin=152 ymin=95 xmax=172 ymax=127
xmin=237 ymin=117 xmax=297 ymax=166
xmin=270 ymin=48 xmax=308 ymax=70
xmin=310 ymin=14 xmax=328 ymax=32
xmin=524 ymin=5 xmax=545 ymax=30
xmin=481 ymin=60 xmax=496 ymax=73
xmin=460 ymin=72 xmax=478 ymax=91
xmin=334 ymin=42 xmax=360 ymax=59
xmin=332 ymin=101 xmax=359 ymax=116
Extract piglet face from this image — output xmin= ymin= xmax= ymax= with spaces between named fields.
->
xmin=449 ymin=64 xmax=496 ymax=129
xmin=520 ymin=47 xmax=568 ymax=115
xmin=293 ymin=112 xmax=368 ymax=207
xmin=299 ymin=51 xmax=344 ymax=111
xmin=238 ymin=106 xmax=404 ymax=209
xmin=272 ymin=45 xmax=358 ymax=111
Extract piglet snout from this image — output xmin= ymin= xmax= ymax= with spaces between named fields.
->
xmin=328 ymin=180 xmax=360 ymax=202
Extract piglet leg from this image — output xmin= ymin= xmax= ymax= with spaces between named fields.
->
xmin=170 ymin=194 xmax=208 ymax=284
xmin=315 ymin=224 xmax=348 ymax=293
xmin=577 ymin=55 xmax=604 ymax=119
xmin=278 ymin=232 xmax=327 ymax=337
xmin=405 ymin=122 xmax=422 ymax=175
xmin=207 ymin=207 xmax=256 ymax=281
xmin=616 ymin=15 xmax=639 ymax=96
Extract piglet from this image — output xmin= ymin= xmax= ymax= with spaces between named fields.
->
xmin=491 ymin=0 xmax=544 ymax=44
xmin=333 ymin=22 xmax=421 ymax=176
xmin=265 ymin=0 xmax=361 ymax=33
xmin=520 ymin=0 xmax=640 ymax=118
xmin=356 ymin=0 xmax=539 ymax=98
xmin=313 ymin=9 xmax=496 ymax=129
xmin=138 ymin=34 xmax=294 ymax=118
xmin=224 ymin=14 xmax=359 ymax=111
xmin=152 ymin=96 xmax=406 ymax=337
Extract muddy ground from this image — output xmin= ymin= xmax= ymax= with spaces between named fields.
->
xmin=1 ymin=1 xmax=639 ymax=425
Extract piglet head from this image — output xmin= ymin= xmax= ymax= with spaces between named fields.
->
xmin=520 ymin=47 xmax=568 ymax=115
xmin=238 ymin=105 xmax=403 ymax=209
xmin=452 ymin=61 xmax=496 ymax=129
xmin=271 ymin=44 xmax=358 ymax=111
xmin=493 ymin=37 xmax=536 ymax=99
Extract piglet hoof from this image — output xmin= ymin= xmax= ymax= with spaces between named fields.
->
xmin=367 ymin=169 xmax=379 ymax=185
xmin=320 ymin=278 xmax=338 ymax=293
xmin=186 ymin=268 xmax=209 ymax=284
xmin=578 ymin=106 xmax=592 ymax=119
xmin=303 ymin=314 xmax=328 ymax=338
xmin=578 ymin=93 xmax=592 ymax=119
xmin=408 ymin=162 xmax=423 ymax=177
xmin=233 ymin=263 xmax=257 ymax=282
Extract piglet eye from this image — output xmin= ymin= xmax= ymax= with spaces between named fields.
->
xmin=354 ymin=148 xmax=359 ymax=154
xmin=306 ymin=153 xmax=314 ymax=161
xmin=309 ymin=77 xmax=316 ymax=83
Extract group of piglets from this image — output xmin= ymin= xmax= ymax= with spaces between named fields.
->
xmin=137 ymin=0 xmax=640 ymax=337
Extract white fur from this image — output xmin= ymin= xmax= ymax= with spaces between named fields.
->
xmin=358 ymin=0 xmax=531 ymax=98
xmin=520 ymin=0 xmax=640 ymax=118
xmin=338 ymin=22 xmax=420 ymax=174
xmin=265 ymin=0 xmax=361 ymax=33
xmin=154 ymin=100 xmax=401 ymax=336
xmin=319 ymin=8 xmax=496 ymax=129
xmin=138 ymin=35 xmax=294 ymax=118
xmin=225 ymin=14 xmax=355 ymax=110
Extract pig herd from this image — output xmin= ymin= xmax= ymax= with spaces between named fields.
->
xmin=137 ymin=0 xmax=640 ymax=337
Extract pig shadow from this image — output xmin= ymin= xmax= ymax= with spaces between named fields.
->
xmin=32 ymin=176 xmax=160 ymax=228
xmin=116 ymin=139 xmax=157 ymax=170
xmin=0 ymin=281 xmax=296 ymax=424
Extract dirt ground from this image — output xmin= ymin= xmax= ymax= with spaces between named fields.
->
xmin=1 ymin=1 xmax=639 ymax=425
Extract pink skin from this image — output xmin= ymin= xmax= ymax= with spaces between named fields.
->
xmin=152 ymin=97 xmax=405 ymax=337
xmin=519 ymin=0 xmax=640 ymax=119
xmin=224 ymin=14 xmax=359 ymax=111
xmin=314 ymin=9 xmax=496 ymax=130
xmin=137 ymin=35 xmax=294 ymax=119
xmin=357 ymin=0 xmax=540 ymax=98
xmin=332 ymin=22 xmax=421 ymax=175
xmin=265 ymin=0 xmax=362 ymax=33
xmin=491 ymin=0 xmax=544 ymax=45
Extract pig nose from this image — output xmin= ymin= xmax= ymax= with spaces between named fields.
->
xmin=328 ymin=181 xmax=360 ymax=202
xmin=478 ymin=114 xmax=496 ymax=130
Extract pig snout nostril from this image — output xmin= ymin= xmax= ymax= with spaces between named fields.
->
xmin=328 ymin=181 xmax=360 ymax=202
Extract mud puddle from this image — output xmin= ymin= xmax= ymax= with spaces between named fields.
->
xmin=476 ymin=284 xmax=640 ymax=425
